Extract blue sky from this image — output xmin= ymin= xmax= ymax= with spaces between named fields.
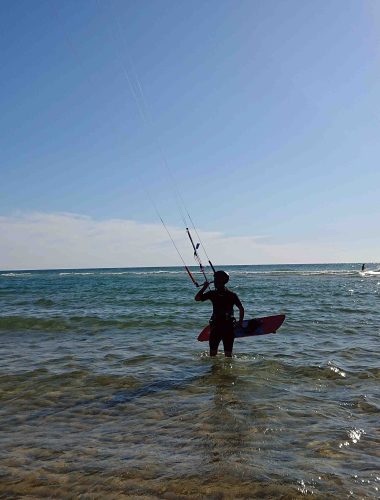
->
xmin=1 ymin=0 xmax=379 ymax=268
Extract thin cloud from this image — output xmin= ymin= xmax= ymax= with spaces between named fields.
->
xmin=0 ymin=211 xmax=360 ymax=270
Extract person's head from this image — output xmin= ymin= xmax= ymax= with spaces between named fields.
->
xmin=214 ymin=270 xmax=229 ymax=289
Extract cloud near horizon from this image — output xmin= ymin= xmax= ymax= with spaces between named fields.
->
xmin=0 ymin=212 xmax=364 ymax=270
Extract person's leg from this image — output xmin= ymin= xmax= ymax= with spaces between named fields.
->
xmin=222 ymin=322 xmax=235 ymax=357
xmin=209 ymin=324 xmax=221 ymax=357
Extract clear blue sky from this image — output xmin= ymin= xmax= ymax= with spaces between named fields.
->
xmin=1 ymin=0 xmax=379 ymax=267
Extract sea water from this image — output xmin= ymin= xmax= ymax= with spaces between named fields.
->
xmin=0 ymin=264 xmax=379 ymax=498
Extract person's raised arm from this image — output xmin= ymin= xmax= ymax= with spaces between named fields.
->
xmin=195 ymin=281 xmax=210 ymax=301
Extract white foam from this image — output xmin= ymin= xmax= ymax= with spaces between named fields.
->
xmin=230 ymin=269 xmax=358 ymax=277
xmin=59 ymin=272 xmax=95 ymax=276
xmin=0 ymin=272 xmax=32 ymax=277
xmin=57 ymin=270 xmax=186 ymax=277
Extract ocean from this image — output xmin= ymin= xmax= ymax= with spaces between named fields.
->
xmin=0 ymin=264 xmax=379 ymax=498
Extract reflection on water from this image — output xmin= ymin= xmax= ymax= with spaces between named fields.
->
xmin=0 ymin=349 xmax=379 ymax=498
xmin=200 ymin=362 xmax=245 ymax=469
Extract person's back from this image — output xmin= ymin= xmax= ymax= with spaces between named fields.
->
xmin=205 ymin=287 xmax=236 ymax=319
xmin=195 ymin=270 xmax=244 ymax=357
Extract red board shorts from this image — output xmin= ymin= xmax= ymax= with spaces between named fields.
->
xmin=209 ymin=319 xmax=235 ymax=352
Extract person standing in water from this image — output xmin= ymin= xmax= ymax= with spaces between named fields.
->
xmin=195 ymin=270 xmax=244 ymax=357
xmin=361 ymin=264 xmax=366 ymax=272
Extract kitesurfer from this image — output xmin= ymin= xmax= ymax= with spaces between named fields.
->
xmin=195 ymin=270 xmax=244 ymax=357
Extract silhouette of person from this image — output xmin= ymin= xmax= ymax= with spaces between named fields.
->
xmin=361 ymin=264 xmax=366 ymax=272
xmin=195 ymin=270 xmax=244 ymax=357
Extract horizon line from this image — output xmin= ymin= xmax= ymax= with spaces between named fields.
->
xmin=1 ymin=262 xmax=375 ymax=273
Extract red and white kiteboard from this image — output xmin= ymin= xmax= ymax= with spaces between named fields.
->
xmin=197 ymin=314 xmax=286 ymax=342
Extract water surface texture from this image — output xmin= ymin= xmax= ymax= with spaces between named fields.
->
xmin=0 ymin=264 xmax=379 ymax=498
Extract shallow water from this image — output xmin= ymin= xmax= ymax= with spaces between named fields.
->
xmin=0 ymin=264 xmax=379 ymax=498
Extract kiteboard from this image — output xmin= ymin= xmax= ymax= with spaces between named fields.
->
xmin=197 ymin=314 xmax=286 ymax=342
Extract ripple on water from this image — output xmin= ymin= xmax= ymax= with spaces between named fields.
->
xmin=0 ymin=264 xmax=379 ymax=497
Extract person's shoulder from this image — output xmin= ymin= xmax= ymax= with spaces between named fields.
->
xmin=226 ymin=288 xmax=241 ymax=301
xmin=225 ymin=288 xmax=237 ymax=297
xmin=202 ymin=290 xmax=215 ymax=300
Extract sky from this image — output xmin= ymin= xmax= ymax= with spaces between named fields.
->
xmin=1 ymin=0 xmax=379 ymax=269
